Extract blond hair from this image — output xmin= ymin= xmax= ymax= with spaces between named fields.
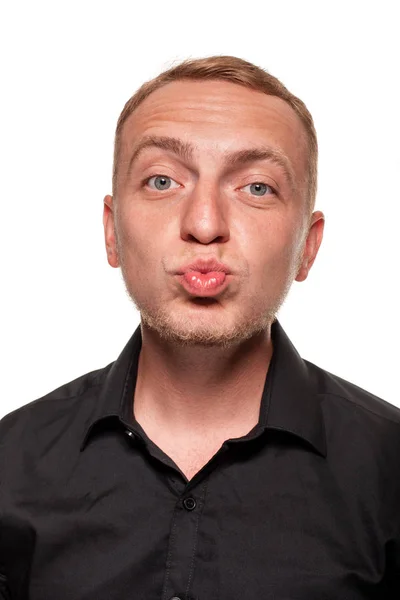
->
xmin=112 ymin=55 xmax=318 ymax=211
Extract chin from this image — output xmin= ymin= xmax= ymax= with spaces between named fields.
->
xmin=139 ymin=303 xmax=273 ymax=348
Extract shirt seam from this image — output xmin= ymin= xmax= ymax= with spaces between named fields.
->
xmin=21 ymin=378 xmax=106 ymax=410
xmin=161 ymin=503 xmax=179 ymax=600
xmin=320 ymin=391 xmax=400 ymax=427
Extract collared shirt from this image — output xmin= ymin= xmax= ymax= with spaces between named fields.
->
xmin=1 ymin=320 xmax=400 ymax=600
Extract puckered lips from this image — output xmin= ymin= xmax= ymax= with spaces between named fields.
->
xmin=176 ymin=258 xmax=231 ymax=297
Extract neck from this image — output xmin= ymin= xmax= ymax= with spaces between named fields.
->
xmin=133 ymin=321 xmax=274 ymax=438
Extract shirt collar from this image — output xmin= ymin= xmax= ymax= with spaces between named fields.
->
xmin=264 ymin=321 xmax=327 ymax=457
xmin=80 ymin=320 xmax=327 ymax=458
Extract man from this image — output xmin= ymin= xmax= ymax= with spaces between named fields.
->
xmin=1 ymin=55 xmax=399 ymax=599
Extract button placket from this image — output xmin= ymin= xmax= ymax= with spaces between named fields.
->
xmin=161 ymin=480 xmax=208 ymax=599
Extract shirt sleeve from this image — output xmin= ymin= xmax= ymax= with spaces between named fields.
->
xmin=0 ymin=575 xmax=11 ymax=599
xmin=0 ymin=513 xmax=35 ymax=600
xmin=381 ymin=516 xmax=400 ymax=596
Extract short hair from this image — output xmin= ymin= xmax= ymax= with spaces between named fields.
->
xmin=112 ymin=55 xmax=318 ymax=212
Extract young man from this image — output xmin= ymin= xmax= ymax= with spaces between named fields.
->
xmin=1 ymin=55 xmax=399 ymax=599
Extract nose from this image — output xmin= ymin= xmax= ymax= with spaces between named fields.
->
xmin=180 ymin=180 xmax=230 ymax=245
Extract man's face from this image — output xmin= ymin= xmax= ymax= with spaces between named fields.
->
xmin=104 ymin=80 xmax=324 ymax=347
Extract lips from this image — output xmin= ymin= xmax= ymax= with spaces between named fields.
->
xmin=176 ymin=258 xmax=231 ymax=275
xmin=176 ymin=258 xmax=231 ymax=297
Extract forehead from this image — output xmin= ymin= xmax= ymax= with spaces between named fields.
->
xmin=120 ymin=80 xmax=308 ymax=179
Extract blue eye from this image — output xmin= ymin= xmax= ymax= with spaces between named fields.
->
xmin=146 ymin=175 xmax=180 ymax=191
xmin=242 ymin=182 xmax=275 ymax=196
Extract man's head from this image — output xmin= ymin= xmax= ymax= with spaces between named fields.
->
xmin=103 ymin=55 xmax=324 ymax=347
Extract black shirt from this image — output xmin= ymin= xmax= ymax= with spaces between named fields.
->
xmin=1 ymin=320 xmax=400 ymax=600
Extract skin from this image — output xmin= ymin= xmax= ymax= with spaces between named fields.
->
xmin=103 ymin=80 xmax=324 ymax=478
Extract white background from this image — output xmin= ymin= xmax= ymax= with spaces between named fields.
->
xmin=1 ymin=1 xmax=399 ymax=418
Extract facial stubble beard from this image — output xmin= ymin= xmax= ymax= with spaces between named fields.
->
xmin=114 ymin=227 xmax=301 ymax=349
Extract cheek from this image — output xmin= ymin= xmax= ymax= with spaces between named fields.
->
xmin=116 ymin=204 xmax=158 ymax=263
xmin=240 ymin=214 xmax=300 ymax=280
xmin=115 ymin=205 xmax=175 ymax=294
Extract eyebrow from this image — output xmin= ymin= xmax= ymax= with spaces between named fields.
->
xmin=127 ymin=135 xmax=296 ymax=191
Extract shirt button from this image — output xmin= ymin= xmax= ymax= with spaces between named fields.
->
xmin=183 ymin=496 xmax=196 ymax=511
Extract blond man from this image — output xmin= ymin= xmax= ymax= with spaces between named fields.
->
xmin=1 ymin=56 xmax=399 ymax=599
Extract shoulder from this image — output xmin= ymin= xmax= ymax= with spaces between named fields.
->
xmin=305 ymin=360 xmax=400 ymax=467
xmin=0 ymin=363 xmax=113 ymax=451
xmin=305 ymin=359 xmax=400 ymax=426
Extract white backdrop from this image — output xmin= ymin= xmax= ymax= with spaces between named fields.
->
xmin=1 ymin=1 xmax=399 ymax=418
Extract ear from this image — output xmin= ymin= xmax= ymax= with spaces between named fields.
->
xmin=103 ymin=195 xmax=119 ymax=268
xmin=295 ymin=211 xmax=325 ymax=282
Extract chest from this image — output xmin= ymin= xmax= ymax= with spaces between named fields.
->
xmin=3 ymin=431 xmax=390 ymax=600
xmin=140 ymin=420 xmax=254 ymax=481
xmin=157 ymin=439 xmax=226 ymax=480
